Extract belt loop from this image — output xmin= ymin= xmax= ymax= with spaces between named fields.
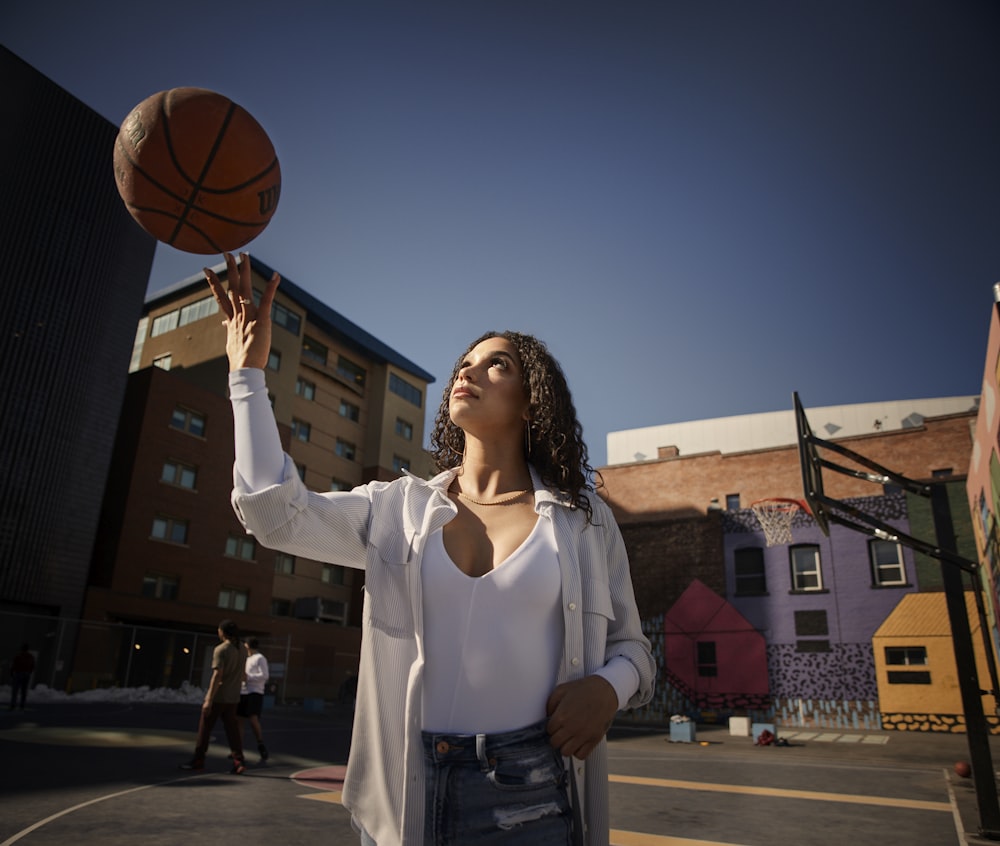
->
xmin=476 ymin=733 xmax=488 ymax=770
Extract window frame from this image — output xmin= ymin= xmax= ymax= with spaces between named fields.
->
xmin=733 ymin=546 xmax=767 ymax=596
xmin=789 ymin=544 xmax=824 ymax=592
xmin=869 ymin=539 xmax=906 ymax=586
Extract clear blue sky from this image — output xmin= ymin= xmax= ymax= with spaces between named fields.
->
xmin=4 ymin=1 xmax=998 ymax=466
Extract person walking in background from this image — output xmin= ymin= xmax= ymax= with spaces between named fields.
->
xmin=238 ymin=637 xmax=269 ymax=762
xmin=9 ymin=644 xmax=35 ymax=710
xmin=206 ymin=253 xmax=655 ymax=844
xmin=180 ymin=620 xmax=247 ymax=773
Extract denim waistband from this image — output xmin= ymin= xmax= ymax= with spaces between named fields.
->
xmin=422 ymin=719 xmax=550 ymax=764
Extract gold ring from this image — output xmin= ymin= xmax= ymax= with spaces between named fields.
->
xmin=238 ymin=297 xmax=252 ymax=305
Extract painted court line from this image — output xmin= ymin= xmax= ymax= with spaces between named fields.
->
xmin=611 ymin=831 xmax=748 ymax=846
xmin=0 ymin=781 xmax=170 ymax=846
xmin=608 ymin=774 xmax=951 ymax=813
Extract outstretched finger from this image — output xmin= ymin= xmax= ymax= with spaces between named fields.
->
xmin=257 ymin=271 xmax=281 ymax=312
xmin=204 ymin=265 xmax=233 ymax=319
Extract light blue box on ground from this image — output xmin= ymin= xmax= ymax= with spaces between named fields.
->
xmin=670 ymin=721 xmax=696 ymax=743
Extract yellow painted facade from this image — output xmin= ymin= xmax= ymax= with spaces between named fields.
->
xmin=873 ymin=592 xmax=998 ymax=732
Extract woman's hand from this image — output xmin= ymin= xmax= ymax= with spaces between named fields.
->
xmin=546 ymin=675 xmax=619 ymax=760
xmin=204 ymin=252 xmax=281 ymax=372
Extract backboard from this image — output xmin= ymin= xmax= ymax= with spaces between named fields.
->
xmin=794 ymin=391 xmax=831 ymax=536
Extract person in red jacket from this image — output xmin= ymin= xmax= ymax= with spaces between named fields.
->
xmin=10 ymin=644 xmax=35 ymax=710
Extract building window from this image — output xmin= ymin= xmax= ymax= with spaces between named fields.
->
xmin=275 ymin=553 xmax=295 ymax=575
xmin=886 ymin=645 xmax=930 ymax=684
xmin=392 ymin=455 xmax=410 ymax=473
xmin=153 ymin=353 xmax=172 ymax=370
xmin=725 ymin=493 xmax=740 ymax=511
xmin=292 ymin=418 xmax=311 ymax=442
xmin=170 ymin=406 xmax=206 ymax=437
xmin=336 ymin=439 xmax=356 ymax=461
xmin=322 ymin=564 xmax=345 ymax=585
xmin=151 ymin=516 xmax=189 ymax=545
xmin=337 ymin=355 xmax=366 ymax=389
xmin=151 ymin=310 xmax=179 ymax=337
xmin=272 ymin=301 xmax=301 ymax=336
xmin=340 ymin=400 xmax=360 ymax=422
xmin=271 ymin=598 xmax=292 ymax=616
xmin=295 ymin=378 xmax=316 ymax=400
xmin=141 ymin=573 xmax=178 ymax=600
xmin=885 ymin=646 xmax=927 ymax=666
xmin=330 ymin=478 xmax=350 ymax=492
xmin=178 ymin=295 xmax=219 ymax=327
xmin=225 ymin=534 xmax=257 ymax=561
xmin=696 ymin=641 xmax=718 ymax=677
xmin=218 ymin=587 xmax=249 ymax=611
xmin=267 ymin=349 xmax=281 ymax=371
xmin=395 ymin=418 xmax=414 ymax=440
xmin=794 ymin=609 xmax=830 ymax=652
xmin=302 ymin=335 xmax=328 ymax=365
xmin=790 ymin=544 xmax=823 ymax=591
xmin=161 ymin=460 xmax=197 ymax=490
xmin=734 ymin=547 xmax=767 ymax=596
xmin=389 ymin=372 xmax=422 ymax=407
xmin=870 ymin=539 xmax=906 ymax=586
xmin=296 ymin=463 xmax=307 ymax=481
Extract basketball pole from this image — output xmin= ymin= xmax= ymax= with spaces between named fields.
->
xmin=930 ymin=483 xmax=1000 ymax=839
xmin=796 ymin=395 xmax=1000 ymax=839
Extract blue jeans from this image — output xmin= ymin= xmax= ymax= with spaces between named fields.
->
xmin=422 ymin=720 xmax=572 ymax=845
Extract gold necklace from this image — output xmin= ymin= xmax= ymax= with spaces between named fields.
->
xmin=452 ymin=486 xmax=532 ymax=506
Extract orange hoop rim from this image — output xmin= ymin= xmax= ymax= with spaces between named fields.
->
xmin=750 ymin=498 xmax=811 ymax=515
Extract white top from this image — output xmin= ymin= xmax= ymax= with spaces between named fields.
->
xmin=421 ymin=520 xmax=562 ymax=733
xmin=242 ymin=652 xmax=269 ymax=695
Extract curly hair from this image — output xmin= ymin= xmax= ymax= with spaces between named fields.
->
xmin=429 ymin=331 xmax=600 ymax=523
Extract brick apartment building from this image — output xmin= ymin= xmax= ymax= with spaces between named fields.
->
xmin=79 ymin=255 xmax=435 ymax=699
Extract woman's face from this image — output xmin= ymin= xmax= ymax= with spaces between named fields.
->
xmin=449 ymin=336 xmax=530 ymax=436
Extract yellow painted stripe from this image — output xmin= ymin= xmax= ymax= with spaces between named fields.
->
xmin=299 ymin=790 xmax=343 ymax=804
xmin=608 ymin=774 xmax=950 ymax=813
xmin=611 ymin=829 xmax=746 ymax=846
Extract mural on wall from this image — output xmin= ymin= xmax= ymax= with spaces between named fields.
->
xmin=874 ymin=592 xmax=999 ymax=733
xmin=658 ymin=579 xmax=770 ymax=722
xmin=966 ymin=300 xmax=1000 ymax=671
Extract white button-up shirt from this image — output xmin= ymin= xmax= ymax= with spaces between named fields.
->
xmin=232 ymin=453 xmax=654 ymax=845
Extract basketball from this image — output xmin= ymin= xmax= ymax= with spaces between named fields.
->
xmin=113 ymin=87 xmax=280 ymax=254
xmin=955 ymin=761 xmax=972 ymax=778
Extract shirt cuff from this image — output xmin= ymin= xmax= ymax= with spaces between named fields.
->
xmin=593 ymin=656 xmax=641 ymax=711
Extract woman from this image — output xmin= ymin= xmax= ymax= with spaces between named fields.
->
xmin=206 ymin=252 xmax=654 ymax=845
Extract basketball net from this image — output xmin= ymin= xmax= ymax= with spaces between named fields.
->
xmin=750 ymin=499 xmax=803 ymax=547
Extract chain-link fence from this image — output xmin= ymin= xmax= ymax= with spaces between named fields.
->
xmin=0 ymin=610 xmax=356 ymax=704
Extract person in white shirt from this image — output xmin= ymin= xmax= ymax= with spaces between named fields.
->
xmin=237 ymin=637 xmax=270 ymax=762
xmin=205 ymin=252 xmax=655 ymax=846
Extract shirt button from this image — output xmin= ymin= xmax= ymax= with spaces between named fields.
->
xmin=568 ymin=602 xmax=577 ymax=611
xmin=571 ymin=657 xmax=580 ymax=666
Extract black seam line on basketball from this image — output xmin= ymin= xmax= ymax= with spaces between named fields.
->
xmin=115 ymin=138 xmax=196 ymax=208
xmin=168 ymin=101 xmax=238 ymax=247
xmin=127 ymin=204 xmax=268 ymax=228
xmin=191 ymin=158 xmax=279 ymax=194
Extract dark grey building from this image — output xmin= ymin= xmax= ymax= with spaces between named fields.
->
xmin=0 ymin=46 xmax=156 ymax=681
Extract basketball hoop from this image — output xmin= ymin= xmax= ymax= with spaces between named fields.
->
xmin=750 ymin=498 xmax=808 ymax=547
